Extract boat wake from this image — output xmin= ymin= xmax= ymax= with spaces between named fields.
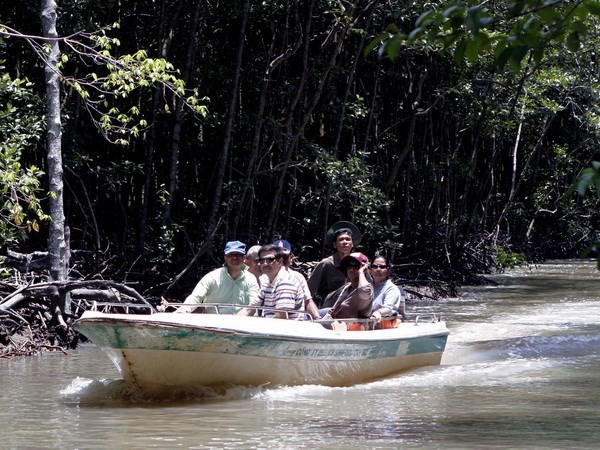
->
xmin=60 ymin=375 xmax=367 ymax=405
xmin=60 ymin=377 xmax=272 ymax=404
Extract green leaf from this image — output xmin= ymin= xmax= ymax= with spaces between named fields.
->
xmin=494 ymin=45 xmax=512 ymax=69
xmin=537 ymin=6 xmax=562 ymax=24
xmin=566 ymin=31 xmax=580 ymax=51
xmin=415 ymin=10 xmax=440 ymax=27
xmin=383 ymin=34 xmax=405 ymax=60
xmin=569 ymin=19 xmax=588 ymax=34
xmin=453 ymin=39 xmax=467 ymax=65
xmin=364 ymin=32 xmax=391 ymax=57
xmin=465 ymin=6 xmax=489 ymax=32
xmin=406 ymin=27 xmax=424 ymax=43
xmin=464 ymin=39 xmax=480 ymax=65
xmin=508 ymin=1 xmax=526 ymax=18
xmin=442 ymin=5 xmax=463 ymax=19
xmin=508 ymin=45 xmax=529 ymax=71
xmin=584 ymin=0 xmax=600 ymax=15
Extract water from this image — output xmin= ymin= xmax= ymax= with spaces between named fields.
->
xmin=1 ymin=259 xmax=599 ymax=448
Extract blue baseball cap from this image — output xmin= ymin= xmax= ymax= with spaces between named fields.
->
xmin=273 ymin=239 xmax=292 ymax=253
xmin=224 ymin=241 xmax=246 ymax=255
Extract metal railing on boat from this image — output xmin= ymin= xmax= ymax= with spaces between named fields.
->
xmin=80 ymin=300 xmax=442 ymax=330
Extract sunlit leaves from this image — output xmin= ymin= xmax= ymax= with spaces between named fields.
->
xmin=0 ymin=73 xmax=49 ymax=245
xmin=371 ymin=1 xmax=600 ymax=72
xmin=54 ymin=25 xmax=209 ymax=145
xmin=576 ymin=161 xmax=600 ymax=197
xmin=305 ymin=150 xmax=390 ymax=227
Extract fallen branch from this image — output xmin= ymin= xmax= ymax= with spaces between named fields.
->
xmin=1 ymin=279 xmax=154 ymax=312
xmin=1 ymin=279 xmax=155 ymax=357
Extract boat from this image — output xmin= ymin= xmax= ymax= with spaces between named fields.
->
xmin=74 ymin=303 xmax=449 ymax=393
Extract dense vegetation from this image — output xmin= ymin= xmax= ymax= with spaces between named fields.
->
xmin=2 ymin=0 xmax=600 ymax=307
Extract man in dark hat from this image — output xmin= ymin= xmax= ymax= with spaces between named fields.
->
xmin=323 ymin=252 xmax=373 ymax=320
xmin=307 ymin=221 xmax=361 ymax=307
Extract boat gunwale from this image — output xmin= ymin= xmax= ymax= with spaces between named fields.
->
xmin=74 ymin=312 xmax=450 ymax=345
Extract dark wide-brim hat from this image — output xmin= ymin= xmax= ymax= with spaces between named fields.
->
xmin=324 ymin=221 xmax=361 ymax=247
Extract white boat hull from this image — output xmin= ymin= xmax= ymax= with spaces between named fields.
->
xmin=75 ymin=311 xmax=449 ymax=392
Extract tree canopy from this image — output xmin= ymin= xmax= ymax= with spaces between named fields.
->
xmin=1 ymin=0 xmax=599 ymax=297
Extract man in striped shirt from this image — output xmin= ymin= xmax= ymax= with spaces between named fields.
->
xmin=238 ymin=244 xmax=305 ymax=319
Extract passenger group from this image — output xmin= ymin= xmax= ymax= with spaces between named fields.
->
xmin=177 ymin=221 xmax=407 ymax=326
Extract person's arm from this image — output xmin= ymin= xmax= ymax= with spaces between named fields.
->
xmin=396 ymin=287 xmax=407 ymax=320
xmin=236 ymin=280 xmax=264 ymax=316
xmin=295 ymin=270 xmax=320 ymax=319
xmin=245 ymin=275 xmax=260 ymax=305
xmin=307 ymin=261 xmax=325 ymax=297
xmin=237 ymin=292 xmax=262 ymax=316
xmin=175 ymin=273 xmax=212 ymax=313
xmin=374 ymin=282 xmax=397 ymax=317
xmin=372 ymin=283 xmax=405 ymax=319
xmin=305 ymin=298 xmax=321 ymax=319
xmin=356 ymin=264 xmax=374 ymax=317
xmin=322 ymin=285 xmax=343 ymax=309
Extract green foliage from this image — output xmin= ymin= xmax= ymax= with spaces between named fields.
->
xmin=2 ymin=0 xmax=599 ymax=284
xmin=155 ymin=223 xmax=184 ymax=264
xmin=575 ymin=161 xmax=600 ymax=197
xmin=374 ymin=1 xmax=600 ymax=71
xmin=572 ymin=161 xmax=600 ymax=267
xmin=492 ymin=246 xmax=527 ymax=270
xmin=0 ymin=22 xmax=209 ymax=146
xmin=62 ymin=26 xmax=209 ymax=145
xmin=0 ymin=70 xmax=49 ymax=245
xmin=302 ymin=149 xmax=398 ymax=251
xmin=370 ymin=1 xmax=600 ymax=270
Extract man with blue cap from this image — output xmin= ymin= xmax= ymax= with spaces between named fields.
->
xmin=177 ymin=240 xmax=259 ymax=314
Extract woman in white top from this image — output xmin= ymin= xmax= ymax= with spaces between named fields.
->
xmin=369 ymin=255 xmax=406 ymax=320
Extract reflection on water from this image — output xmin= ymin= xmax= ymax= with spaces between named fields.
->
xmin=1 ymin=260 xmax=599 ymax=448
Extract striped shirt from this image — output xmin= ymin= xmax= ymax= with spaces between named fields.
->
xmin=257 ymin=267 xmax=305 ymax=318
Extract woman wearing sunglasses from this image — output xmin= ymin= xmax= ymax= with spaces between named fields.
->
xmin=369 ymin=255 xmax=407 ymax=321
xmin=322 ymin=252 xmax=373 ymax=322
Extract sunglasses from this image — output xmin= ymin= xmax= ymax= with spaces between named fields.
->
xmin=258 ymin=256 xmax=278 ymax=264
xmin=346 ymin=263 xmax=361 ymax=270
xmin=370 ymin=264 xmax=388 ymax=269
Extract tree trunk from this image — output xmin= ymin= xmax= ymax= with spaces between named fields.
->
xmin=41 ymin=0 xmax=68 ymax=282
xmin=492 ymin=115 xmax=553 ymax=244
xmin=266 ymin=1 xmax=377 ymax=238
xmin=139 ymin=0 xmax=184 ymax=251
xmin=161 ymin=0 xmax=202 ymax=230
xmin=384 ymin=59 xmax=429 ymax=198
xmin=233 ymin=1 xmax=303 ymax=238
xmin=323 ymin=9 xmax=376 ymax=239
xmin=205 ymin=0 xmax=250 ymax=246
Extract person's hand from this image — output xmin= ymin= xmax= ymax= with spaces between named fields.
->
xmin=370 ymin=310 xmax=382 ymax=321
xmin=332 ymin=320 xmax=348 ymax=331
